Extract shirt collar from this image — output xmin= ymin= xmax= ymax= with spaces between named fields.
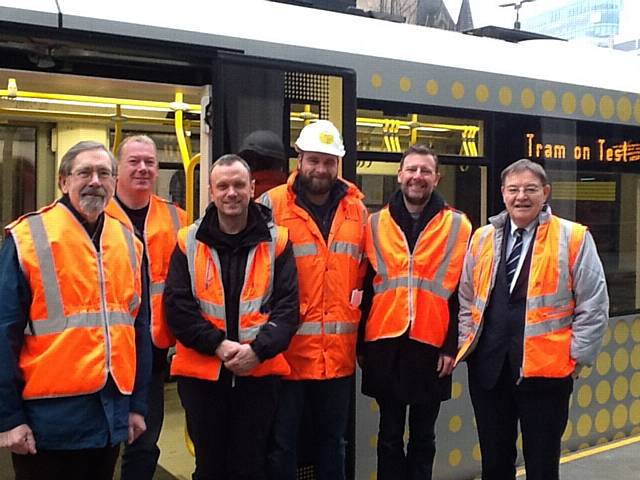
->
xmin=509 ymin=219 xmax=537 ymax=237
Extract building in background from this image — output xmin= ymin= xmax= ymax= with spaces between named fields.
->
xmin=357 ymin=0 xmax=473 ymax=31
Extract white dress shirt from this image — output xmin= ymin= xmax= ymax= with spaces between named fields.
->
xmin=505 ymin=220 xmax=537 ymax=293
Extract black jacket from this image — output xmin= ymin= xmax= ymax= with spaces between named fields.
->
xmin=358 ymin=190 xmax=459 ymax=404
xmin=164 ymin=201 xmax=299 ymax=375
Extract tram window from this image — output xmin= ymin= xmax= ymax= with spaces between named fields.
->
xmin=548 ymin=170 xmax=639 ymax=315
xmin=0 ymin=126 xmax=36 ymax=243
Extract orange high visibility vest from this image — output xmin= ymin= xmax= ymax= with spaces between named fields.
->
xmin=106 ymin=195 xmax=187 ymax=348
xmin=364 ymin=207 xmax=471 ymax=346
xmin=170 ymin=220 xmax=291 ymax=381
xmin=456 ymin=214 xmax=587 ymax=378
xmin=7 ymin=201 xmax=142 ymax=399
xmin=259 ymin=172 xmax=368 ymax=380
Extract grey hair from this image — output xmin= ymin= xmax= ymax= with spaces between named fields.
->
xmin=116 ymin=134 xmax=157 ymax=160
xmin=58 ymin=141 xmax=117 ymax=179
xmin=501 ymin=159 xmax=548 ymax=185
xmin=208 ymin=154 xmax=252 ymax=181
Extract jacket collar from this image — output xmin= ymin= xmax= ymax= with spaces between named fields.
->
xmin=489 ymin=204 xmax=552 ymax=230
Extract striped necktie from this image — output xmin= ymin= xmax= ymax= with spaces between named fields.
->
xmin=505 ymin=228 xmax=525 ymax=286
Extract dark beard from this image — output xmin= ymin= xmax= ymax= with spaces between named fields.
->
xmin=298 ymin=172 xmax=335 ymax=195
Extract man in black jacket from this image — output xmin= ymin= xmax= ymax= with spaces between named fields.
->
xmin=164 ymin=154 xmax=299 ymax=480
xmin=358 ymin=145 xmax=471 ymax=480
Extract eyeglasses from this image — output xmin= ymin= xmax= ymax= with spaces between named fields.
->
xmin=71 ymin=168 xmax=115 ymax=180
xmin=504 ymin=185 xmax=543 ymax=196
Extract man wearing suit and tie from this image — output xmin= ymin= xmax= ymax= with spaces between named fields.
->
xmin=456 ymin=159 xmax=609 ymax=480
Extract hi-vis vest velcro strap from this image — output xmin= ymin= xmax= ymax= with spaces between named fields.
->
xmin=185 ymin=222 xmax=280 ymax=329
xmin=370 ymin=209 xmax=463 ymax=301
xmin=296 ymin=321 xmax=358 ymax=335
xmin=24 ymin=214 xmax=138 ymax=336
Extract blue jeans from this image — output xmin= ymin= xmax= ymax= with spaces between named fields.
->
xmin=268 ymin=376 xmax=352 ymax=480
xmin=121 ymin=370 xmax=165 ymax=480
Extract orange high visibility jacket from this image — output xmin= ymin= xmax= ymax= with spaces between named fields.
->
xmin=364 ymin=206 xmax=471 ymax=346
xmin=456 ymin=209 xmax=608 ymax=378
xmin=106 ymin=195 xmax=187 ymax=348
xmin=258 ymin=172 xmax=368 ymax=380
xmin=170 ymin=219 xmax=291 ymax=381
xmin=7 ymin=201 xmax=142 ymax=399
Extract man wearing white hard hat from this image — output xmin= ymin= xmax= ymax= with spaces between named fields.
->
xmin=259 ymin=120 xmax=367 ymax=480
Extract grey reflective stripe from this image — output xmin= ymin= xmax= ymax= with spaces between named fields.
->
xmin=295 ymin=321 xmax=357 ymax=335
xmin=129 ymin=294 xmax=141 ymax=313
xmin=166 ymin=203 xmax=181 ymax=234
xmin=374 ymin=276 xmax=452 ymax=299
xmin=293 ymin=242 xmax=318 ymax=257
xmin=414 ymin=277 xmax=453 ymax=299
xmin=330 ymin=240 xmax=361 ymax=261
xmin=526 ymin=220 xmax=574 ymax=312
xmin=185 ymin=222 xmax=200 ymax=299
xmin=238 ymin=244 xmax=259 ymax=318
xmin=257 ymin=192 xmax=272 ymax=210
xmin=119 ymin=223 xmax=138 ymax=281
xmin=374 ymin=276 xmax=408 ymax=294
xmin=525 ymin=314 xmax=572 ymax=337
xmin=199 ymin=299 xmax=226 ymax=318
xmin=370 ymin=212 xmax=388 ymax=278
xmin=205 ymin=244 xmax=226 ymax=321
xmin=475 ymin=227 xmax=493 ymax=259
xmin=27 ymin=215 xmax=65 ymax=324
xmin=239 ymin=325 xmax=262 ymax=342
xmin=430 ymin=212 xmax=462 ymax=298
xmin=473 ymin=297 xmax=486 ymax=312
xmin=27 ymin=311 xmax=134 ymax=336
xmin=150 ymin=281 xmax=165 ymax=296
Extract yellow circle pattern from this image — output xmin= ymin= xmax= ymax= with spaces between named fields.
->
xmin=476 ymin=84 xmax=490 ymax=103
xmin=596 ymin=381 xmax=611 ymax=404
xmin=449 ymin=448 xmax=462 ymax=467
xmin=452 ymin=382 xmax=462 ymax=400
xmin=542 ymin=90 xmax=556 ymax=111
xmin=631 ymin=372 xmax=640 ymax=397
xmin=615 ymin=321 xmax=630 ymax=344
xmin=425 ymin=79 xmax=439 ymax=96
xmin=613 ymin=404 xmax=628 ymax=429
xmin=577 ymin=414 xmax=592 ymax=437
xmin=599 ymin=95 xmax=615 ymax=120
xmin=603 ymin=327 xmax=612 ymax=347
xmin=562 ymin=420 xmax=573 ymax=441
xmin=632 ymin=318 xmax=640 ymax=342
xmin=521 ymin=88 xmax=535 ymax=109
xmin=595 ymin=409 xmax=611 ymax=433
xmin=617 ymin=96 xmax=632 ymax=121
xmin=371 ymin=74 xmax=383 ymax=89
xmin=631 ymin=345 xmax=640 ymax=370
xmin=562 ymin=92 xmax=576 ymax=114
xmin=614 ymin=376 xmax=629 ymax=401
xmin=499 ymin=87 xmax=513 ymax=106
xmin=614 ymin=348 xmax=629 ymax=372
xmin=577 ymin=385 xmax=592 ymax=408
xmin=635 ymin=99 xmax=640 ymax=123
xmin=596 ymin=352 xmax=612 ymax=376
xmin=472 ymin=444 xmax=482 ymax=461
xmin=582 ymin=94 xmax=596 ymax=117
xmin=451 ymin=81 xmax=465 ymax=100
xmin=400 ymin=76 xmax=412 ymax=92
xmin=449 ymin=416 xmax=462 ymax=433
xmin=630 ymin=400 xmax=640 ymax=425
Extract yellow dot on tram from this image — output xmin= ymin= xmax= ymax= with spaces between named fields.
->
xmin=603 ymin=327 xmax=612 ymax=347
xmin=542 ymin=90 xmax=556 ymax=111
xmin=449 ymin=448 xmax=462 ymax=467
xmin=596 ymin=437 xmax=608 ymax=445
xmin=562 ymin=91 xmax=576 ymax=114
xmin=516 ymin=433 xmax=523 ymax=450
xmin=499 ymin=86 xmax=513 ymax=106
xmin=400 ymin=76 xmax=412 ymax=92
xmin=614 ymin=376 xmax=629 ymax=401
xmin=596 ymin=352 xmax=612 ymax=376
xmin=449 ymin=416 xmax=462 ymax=433
xmin=472 ymin=443 xmax=482 ymax=461
xmin=370 ymin=435 xmax=378 ymax=448
xmin=476 ymin=84 xmax=490 ymax=103
xmin=631 ymin=372 xmax=640 ymax=398
xmin=632 ymin=317 xmax=640 ymax=342
xmin=581 ymin=94 xmax=596 ymax=117
xmin=617 ymin=96 xmax=632 ymax=121
xmin=596 ymin=381 xmax=611 ymax=404
xmin=425 ymin=79 xmax=439 ymax=96
xmin=613 ymin=404 xmax=628 ymax=429
xmin=599 ymin=95 xmax=615 ymax=120
xmin=371 ymin=74 xmax=383 ymax=89
xmin=595 ymin=409 xmax=611 ymax=433
xmin=630 ymin=399 xmax=640 ymax=425
xmin=631 ymin=345 xmax=640 ymax=370
xmin=452 ymin=382 xmax=463 ymax=400
xmin=635 ymin=98 xmax=640 ymax=123
xmin=577 ymin=414 xmax=592 ymax=437
xmin=581 ymin=366 xmax=592 ymax=379
xmin=579 ymin=442 xmax=591 ymax=450
xmin=451 ymin=81 xmax=465 ymax=100
xmin=614 ymin=348 xmax=630 ymax=373
xmin=370 ymin=472 xmax=377 ymax=480
xmin=613 ymin=432 xmax=625 ymax=440
xmin=577 ymin=385 xmax=592 ymax=408
xmin=614 ymin=321 xmax=630 ymax=344
xmin=370 ymin=400 xmax=379 ymax=412
xmin=562 ymin=420 xmax=573 ymax=441
xmin=521 ymin=88 xmax=536 ymax=109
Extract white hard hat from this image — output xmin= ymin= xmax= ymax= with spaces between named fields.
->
xmin=295 ymin=120 xmax=345 ymax=157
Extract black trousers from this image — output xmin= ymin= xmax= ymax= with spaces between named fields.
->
xmin=12 ymin=445 xmax=120 ymax=480
xmin=375 ymin=398 xmax=441 ymax=480
xmin=468 ymin=365 xmax=573 ymax=480
xmin=177 ymin=375 xmax=280 ymax=480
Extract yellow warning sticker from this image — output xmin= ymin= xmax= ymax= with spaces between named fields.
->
xmin=319 ymin=132 xmax=334 ymax=145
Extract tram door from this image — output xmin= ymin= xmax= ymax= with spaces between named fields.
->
xmin=209 ymin=52 xmax=357 ymax=480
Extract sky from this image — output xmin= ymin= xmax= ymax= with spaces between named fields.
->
xmin=443 ymin=0 xmax=639 ymax=38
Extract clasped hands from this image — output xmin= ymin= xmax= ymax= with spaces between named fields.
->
xmin=215 ymin=339 xmax=259 ymax=376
